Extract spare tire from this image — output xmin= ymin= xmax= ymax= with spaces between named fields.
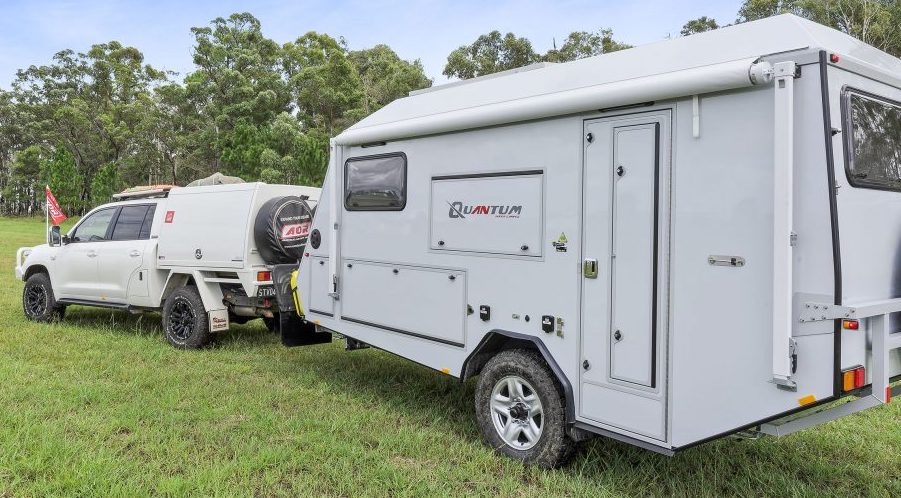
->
xmin=254 ymin=196 xmax=315 ymax=264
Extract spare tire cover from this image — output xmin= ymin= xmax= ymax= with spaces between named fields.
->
xmin=254 ymin=196 xmax=315 ymax=264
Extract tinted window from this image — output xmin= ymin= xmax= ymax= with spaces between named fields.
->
xmin=139 ymin=205 xmax=156 ymax=240
xmin=72 ymin=208 xmax=115 ymax=242
xmin=845 ymin=90 xmax=901 ymax=191
xmin=345 ymin=154 xmax=406 ymax=210
xmin=111 ymin=205 xmax=152 ymax=241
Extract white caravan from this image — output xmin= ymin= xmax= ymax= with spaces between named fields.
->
xmin=16 ymin=182 xmax=320 ymax=348
xmin=285 ymin=15 xmax=901 ymax=466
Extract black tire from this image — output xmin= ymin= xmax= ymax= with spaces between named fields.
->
xmin=262 ymin=315 xmax=279 ymax=333
xmin=22 ymin=273 xmax=65 ymax=322
xmin=162 ymin=286 xmax=211 ymax=349
xmin=474 ymin=349 xmax=576 ymax=468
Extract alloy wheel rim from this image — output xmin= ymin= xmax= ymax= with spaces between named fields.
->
xmin=168 ymin=297 xmax=196 ymax=341
xmin=24 ymin=285 xmax=48 ymax=317
xmin=490 ymin=375 xmax=544 ymax=450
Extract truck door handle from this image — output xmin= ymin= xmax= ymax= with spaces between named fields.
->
xmin=583 ymin=258 xmax=598 ymax=278
xmin=87 ymin=251 xmax=97 ymax=258
xmin=129 ymin=251 xmax=141 ymax=257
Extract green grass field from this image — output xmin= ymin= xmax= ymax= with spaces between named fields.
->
xmin=0 ymin=216 xmax=898 ymax=497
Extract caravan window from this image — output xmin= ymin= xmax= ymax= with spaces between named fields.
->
xmin=345 ymin=153 xmax=407 ymax=210
xmin=844 ymin=90 xmax=901 ymax=191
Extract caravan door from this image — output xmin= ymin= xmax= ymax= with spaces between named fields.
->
xmin=580 ymin=111 xmax=670 ymax=441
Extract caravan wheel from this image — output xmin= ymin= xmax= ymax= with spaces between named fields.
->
xmin=474 ymin=349 xmax=575 ymax=468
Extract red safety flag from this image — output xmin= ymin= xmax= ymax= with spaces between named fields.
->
xmin=45 ymin=186 xmax=67 ymax=225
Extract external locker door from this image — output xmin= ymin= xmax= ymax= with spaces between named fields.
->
xmin=609 ymin=123 xmax=660 ymax=387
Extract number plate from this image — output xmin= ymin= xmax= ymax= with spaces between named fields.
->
xmin=256 ymin=285 xmax=276 ymax=298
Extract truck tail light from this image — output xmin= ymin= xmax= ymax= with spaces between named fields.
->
xmin=257 ymin=271 xmax=272 ymax=282
xmin=842 ymin=366 xmax=866 ymax=392
xmin=842 ymin=319 xmax=859 ymax=330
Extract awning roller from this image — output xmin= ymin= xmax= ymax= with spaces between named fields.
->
xmin=335 ymin=57 xmax=771 ymax=146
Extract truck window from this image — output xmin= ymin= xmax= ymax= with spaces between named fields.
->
xmin=345 ymin=153 xmax=407 ymax=210
xmin=111 ymin=205 xmax=153 ymax=241
xmin=71 ymin=208 xmax=116 ymax=242
xmin=139 ymin=205 xmax=156 ymax=240
xmin=844 ymin=90 xmax=901 ymax=191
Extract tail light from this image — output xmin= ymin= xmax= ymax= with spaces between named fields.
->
xmin=842 ymin=319 xmax=859 ymax=330
xmin=257 ymin=271 xmax=272 ymax=282
xmin=842 ymin=366 xmax=866 ymax=392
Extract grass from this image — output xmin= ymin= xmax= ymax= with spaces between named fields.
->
xmin=0 ymin=216 xmax=898 ymax=497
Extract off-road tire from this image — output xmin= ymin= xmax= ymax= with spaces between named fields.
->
xmin=162 ymin=286 xmax=211 ymax=349
xmin=22 ymin=273 xmax=65 ymax=322
xmin=474 ymin=349 xmax=576 ymax=468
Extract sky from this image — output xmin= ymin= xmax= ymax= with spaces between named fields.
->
xmin=0 ymin=0 xmax=745 ymax=88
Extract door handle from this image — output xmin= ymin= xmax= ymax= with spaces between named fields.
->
xmin=583 ymin=258 xmax=598 ymax=278
xmin=129 ymin=251 xmax=142 ymax=257
xmin=87 ymin=251 xmax=97 ymax=258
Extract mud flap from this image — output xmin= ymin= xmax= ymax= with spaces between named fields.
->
xmin=280 ymin=312 xmax=331 ymax=347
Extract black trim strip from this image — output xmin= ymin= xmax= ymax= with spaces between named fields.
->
xmin=342 ymin=316 xmax=465 ymax=348
xmin=308 ymin=309 xmax=334 ymax=318
xmin=57 ymin=299 xmax=129 ymax=310
xmin=432 ymin=169 xmax=544 ymax=181
xmin=819 ymin=50 xmax=844 ymax=397
xmin=650 ymin=122 xmax=660 ymax=389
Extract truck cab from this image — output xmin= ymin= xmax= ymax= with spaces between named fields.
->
xmin=17 ymin=198 xmax=163 ymax=308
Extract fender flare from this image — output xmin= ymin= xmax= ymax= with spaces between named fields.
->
xmin=161 ymin=271 xmax=226 ymax=312
xmin=461 ymin=329 xmax=575 ymax=424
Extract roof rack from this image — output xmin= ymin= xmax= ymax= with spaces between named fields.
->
xmin=112 ymin=185 xmax=177 ymax=200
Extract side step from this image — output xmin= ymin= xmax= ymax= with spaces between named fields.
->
xmin=760 ymin=383 xmax=900 ymax=437
xmin=56 ymin=299 xmax=130 ymax=310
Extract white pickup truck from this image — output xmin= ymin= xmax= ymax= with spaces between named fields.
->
xmin=15 ymin=182 xmax=320 ymax=348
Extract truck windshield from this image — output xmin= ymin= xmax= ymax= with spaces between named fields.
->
xmin=845 ymin=90 xmax=901 ymax=191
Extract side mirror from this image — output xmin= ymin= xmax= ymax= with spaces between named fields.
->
xmin=49 ymin=226 xmax=62 ymax=247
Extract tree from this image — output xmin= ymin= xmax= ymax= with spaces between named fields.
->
xmin=9 ymin=42 xmax=166 ymax=212
xmin=348 ymin=45 xmax=432 ymax=114
xmin=444 ymin=31 xmax=540 ymax=79
xmin=41 ymin=149 xmax=82 ymax=214
xmin=544 ymin=29 xmax=631 ymax=62
xmin=186 ymin=12 xmax=289 ymax=176
xmin=680 ymin=16 xmax=721 ymax=36
xmin=283 ymin=32 xmax=364 ymax=135
xmin=736 ymin=0 xmax=901 ymax=56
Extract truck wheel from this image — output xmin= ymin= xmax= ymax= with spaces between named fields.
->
xmin=263 ymin=315 xmax=278 ymax=333
xmin=162 ymin=286 xmax=211 ymax=349
xmin=22 ymin=273 xmax=65 ymax=322
xmin=474 ymin=349 xmax=575 ymax=468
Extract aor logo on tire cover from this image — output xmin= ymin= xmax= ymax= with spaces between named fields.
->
xmin=280 ymin=222 xmax=311 ymax=240
xmin=273 ymin=201 xmax=312 ymax=249
xmin=254 ymin=195 xmax=315 ymax=264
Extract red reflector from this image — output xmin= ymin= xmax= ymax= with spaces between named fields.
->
xmin=257 ymin=271 xmax=272 ymax=281
xmin=842 ymin=319 xmax=859 ymax=330
xmin=887 ymin=387 xmax=892 ymax=403
xmin=854 ymin=367 xmax=865 ymax=389
xmin=830 ymin=53 xmax=840 ymax=63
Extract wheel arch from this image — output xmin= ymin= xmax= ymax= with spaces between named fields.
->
xmin=461 ymin=329 xmax=575 ymax=424
xmin=24 ymin=264 xmax=50 ymax=281
xmin=160 ymin=271 xmax=224 ymax=313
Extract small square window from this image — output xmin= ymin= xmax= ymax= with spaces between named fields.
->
xmin=843 ymin=89 xmax=901 ymax=192
xmin=344 ymin=153 xmax=407 ymax=211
